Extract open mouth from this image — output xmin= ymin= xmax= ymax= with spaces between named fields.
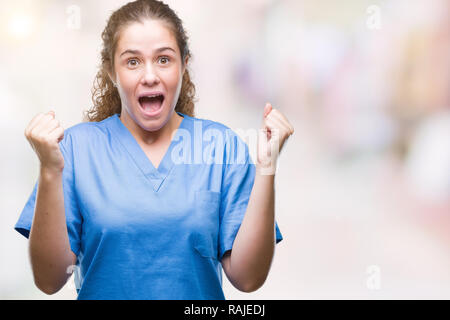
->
xmin=138 ymin=94 xmax=164 ymax=113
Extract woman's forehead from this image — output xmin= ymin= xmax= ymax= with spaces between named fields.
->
xmin=117 ymin=19 xmax=178 ymax=55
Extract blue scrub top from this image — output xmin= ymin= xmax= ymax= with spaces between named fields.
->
xmin=15 ymin=111 xmax=283 ymax=300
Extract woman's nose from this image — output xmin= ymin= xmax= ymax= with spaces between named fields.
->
xmin=140 ymin=64 xmax=160 ymax=85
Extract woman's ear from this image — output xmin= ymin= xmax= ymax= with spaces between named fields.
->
xmin=182 ymin=56 xmax=189 ymax=75
xmin=107 ymin=70 xmax=117 ymax=87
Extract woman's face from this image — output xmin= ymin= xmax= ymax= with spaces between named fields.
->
xmin=112 ymin=19 xmax=186 ymax=132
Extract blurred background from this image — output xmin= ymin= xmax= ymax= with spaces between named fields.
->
xmin=1 ymin=0 xmax=449 ymax=299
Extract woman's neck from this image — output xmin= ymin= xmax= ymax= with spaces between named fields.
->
xmin=120 ymin=110 xmax=183 ymax=146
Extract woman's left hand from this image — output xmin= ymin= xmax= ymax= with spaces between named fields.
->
xmin=257 ymin=102 xmax=294 ymax=174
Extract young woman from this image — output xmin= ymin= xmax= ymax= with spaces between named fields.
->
xmin=15 ymin=0 xmax=294 ymax=299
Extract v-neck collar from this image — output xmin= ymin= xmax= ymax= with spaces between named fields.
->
xmin=108 ymin=111 xmax=189 ymax=193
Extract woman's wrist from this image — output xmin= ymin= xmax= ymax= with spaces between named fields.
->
xmin=256 ymin=159 xmax=278 ymax=176
xmin=40 ymin=166 xmax=64 ymax=180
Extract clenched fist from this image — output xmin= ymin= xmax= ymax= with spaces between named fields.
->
xmin=24 ymin=111 xmax=65 ymax=173
xmin=257 ymin=103 xmax=294 ymax=175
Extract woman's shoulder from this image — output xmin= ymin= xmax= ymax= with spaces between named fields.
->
xmin=186 ymin=113 xmax=241 ymax=138
xmin=66 ymin=114 xmax=115 ymax=133
xmin=186 ymin=113 xmax=251 ymax=159
xmin=61 ymin=114 xmax=116 ymax=145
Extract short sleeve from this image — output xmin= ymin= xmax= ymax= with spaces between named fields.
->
xmin=218 ymin=130 xmax=283 ymax=262
xmin=14 ymin=132 xmax=82 ymax=257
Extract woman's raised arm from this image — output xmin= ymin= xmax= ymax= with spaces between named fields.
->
xmin=25 ymin=111 xmax=77 ymax=294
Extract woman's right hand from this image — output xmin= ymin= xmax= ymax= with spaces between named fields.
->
xmin=24 ymin=111 xmax=65 ymax=173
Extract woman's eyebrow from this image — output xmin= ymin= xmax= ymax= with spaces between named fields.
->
xmin=155 ymin=46 xmax=176 ymax=54
xmin=120 ymin=47 xmax=175 ymax=57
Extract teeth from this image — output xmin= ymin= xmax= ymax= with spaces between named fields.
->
xmin=143 ymin=94 xmax=162 ymax=98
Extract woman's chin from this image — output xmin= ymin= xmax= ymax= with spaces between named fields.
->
xmin=136 ymin=109 xmax=170 ymax=131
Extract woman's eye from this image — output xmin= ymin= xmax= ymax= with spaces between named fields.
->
xmin=159 ymin=57 xmax=170 ymax=64
xmin=127 ymin=59 xmax=139 ymax=67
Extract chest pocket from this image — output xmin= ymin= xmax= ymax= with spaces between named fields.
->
xmin=193 ymin=190 xmax=221 ymax=260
